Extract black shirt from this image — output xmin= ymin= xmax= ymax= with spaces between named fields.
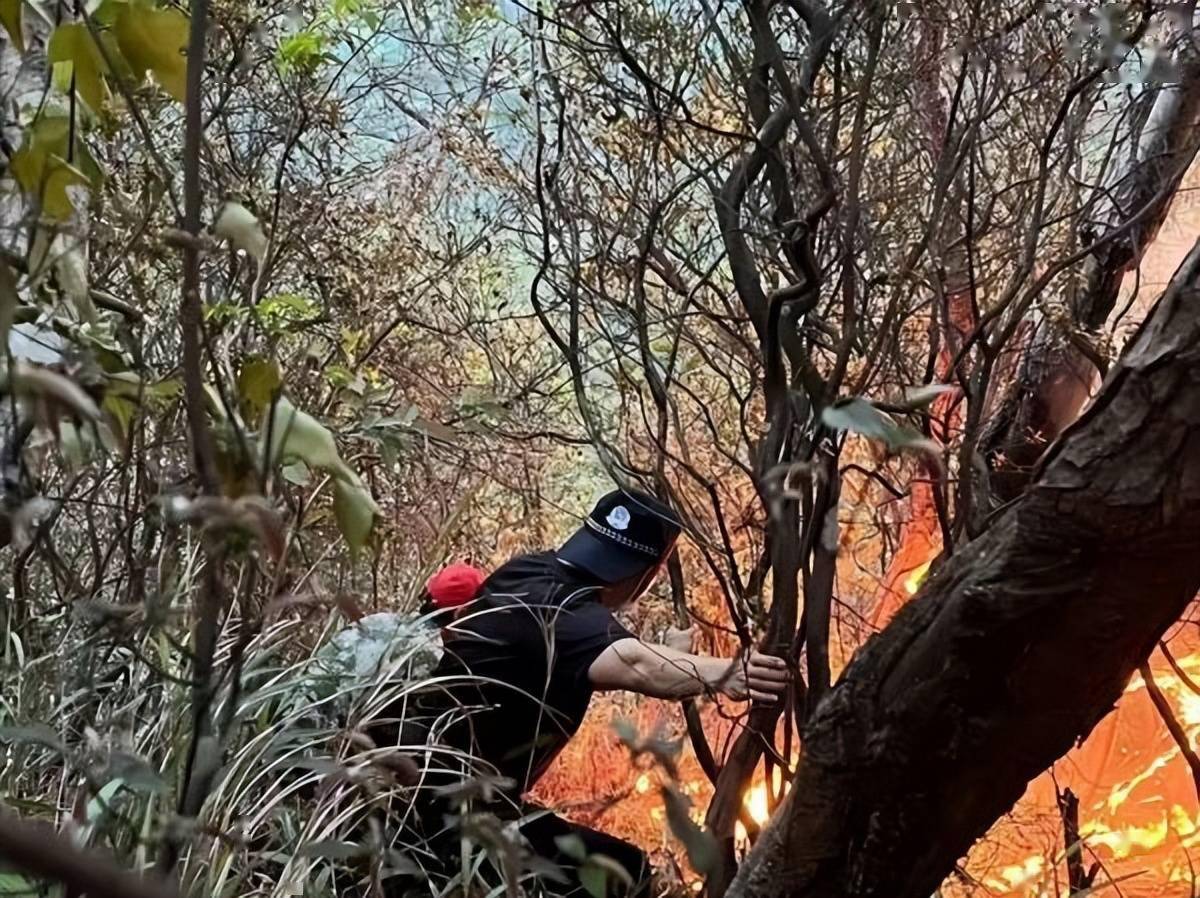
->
xmin=424 ymin=552 xmax=634 ymax=796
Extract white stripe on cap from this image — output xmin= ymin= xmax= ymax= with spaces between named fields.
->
xmin=585 ymin=517 xmax=660 ymax=556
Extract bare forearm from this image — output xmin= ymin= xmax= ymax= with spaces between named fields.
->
xmin=590 ymin=639 xmax=731 ymax=699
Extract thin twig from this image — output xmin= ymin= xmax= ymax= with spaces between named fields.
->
xmin=1140 ymin=662 xmax=1200 ymax=803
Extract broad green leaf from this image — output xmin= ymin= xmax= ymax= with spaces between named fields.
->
xmin=257 ymin=293 xmax=319 ymax=333
xmin=277 ymin=30 xmax=329 ymax=73
xmin=102 ymin=391 xmax=138 ymax=443
xmin=47 ymin=23 xmax=110 ymax=113
xmin=821 ymin=398 xmax=895 ymax=442
xmin=822 ymin=398 xmax=941 ymax=464
xmin=324 ymin=364 xmax=355 ymax=388
xmin=267 ymin=398 xmax=346 ymax=475
xmin=9 ymin=116 xmax=102 ymax=220
xmin=83 ymin=778 xmax=124 ymax=830
xmin=238 ymin=357 xmax=281 ymax=422
xmin=40 ymin=159 xmax=91 ymax=220
xmin=587 ymin=854 xmax=632 ymax=889
xmin=334 ymin=478 xmax=379 ymax=558
xmin=281 ymin=460 xmax=310 ymax=486
xmin=204 ymin=301 xmax=248 ymax=326
xmin=268 ymin=398 xmax=378 ymax=554
xmin=0 ymin=0 xmax=23 ymax=54
xmin=578 ymin=865 xmax=607 ymax=898
xmin=112 ymin=3 xmax=188 ymax=102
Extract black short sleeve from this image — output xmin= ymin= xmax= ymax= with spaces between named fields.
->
xmin=551 ymin=601 xmax=636 ymax=690
xmin=411 ymin=552 xmax=640 ymax=793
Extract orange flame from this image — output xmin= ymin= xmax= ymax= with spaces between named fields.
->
xmin=968 ymin=645 xmax=1200 ymax=897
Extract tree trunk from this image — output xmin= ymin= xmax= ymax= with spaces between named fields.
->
xmin=728 ymin=239 xmax=1200 ymax=898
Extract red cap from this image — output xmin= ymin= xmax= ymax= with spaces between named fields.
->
xmin=426 ymin=563 xmax=485 ymax=609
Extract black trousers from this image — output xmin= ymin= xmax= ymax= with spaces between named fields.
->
xmin=519 ymin=807 xmax=651 ymax=898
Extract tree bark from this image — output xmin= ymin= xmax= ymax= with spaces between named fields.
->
xmin=728 ymin=239 xmax=1200 ymax=898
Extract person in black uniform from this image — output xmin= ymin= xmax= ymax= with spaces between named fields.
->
xmin=387 ymin=488 xmax=789 ymax=896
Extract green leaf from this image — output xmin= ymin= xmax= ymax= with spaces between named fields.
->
xmin=204 ymin=301 xmax=248 ymax=326
xmin=58 ymin=421 xmax=88 ymax=469
xmin=41 ymin=158 xmax=91 ymax=220
xmin=112 ymin=3 xmax=189 ymax=102
xmin=821 ymin=398 xmax=895 ymax=442
xmin=9 ymin=116 xmax=103 ymax=220
xmin=101 ymin=392 xmax=137 ymax=445
xmin=456 ymin=0 xmax=498 ymax=26
xmin=84 ymin=778 xmax=124 ymax=828
xmin=145 ymin=378 xmax=182 ymax=406
xmin=334 ymin=478 xmax=378 ymax=559
xmin=257 ymin=293 xmax=319 ymax=333
xmin=281 ymin=460 xmax=310 ymax=486
xmin=578 ymin=865 xmax=607 ymax=898
xmin=267 ymin=398 xmax=346 ymax=475
xmin=587 ymin=855 xmax=632 ymax=889
xmin=267 ymin=398 xmax=378 ymax=554
xmin=822 ymin=398 xmax=941 ymax=464
xmin=900 ymin=384 xmax=956 ymax=410
xmin=0 ymin=872 xmax=36 ymax=895
xmin=0 ymin=0 xmax=24 ymax=54
xmin=47 ymin=23 xmax=110 ymax=113
xmin=237 ymin=357 xmax=281 ymax=422
xmin=324 ymin=364 xmax=354 ymax=388
xmin=661 ymin=787 xmax=719 ymax=875
xmin=278 ymin=30 xmax=330 ymax=73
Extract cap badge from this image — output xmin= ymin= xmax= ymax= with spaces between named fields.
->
xmin=606 ymin=505 xmax=631 ymax=531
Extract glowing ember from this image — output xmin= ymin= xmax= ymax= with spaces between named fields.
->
xmin=745 ymin=782 xmax=770 ymax=826
xmin=903 ymin=560 xmax=932 ymax=596
xmin=635 ymin=773 xmax=651 ymax=794
xmin=985 ymin=855 xmax=1045 ymax=893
